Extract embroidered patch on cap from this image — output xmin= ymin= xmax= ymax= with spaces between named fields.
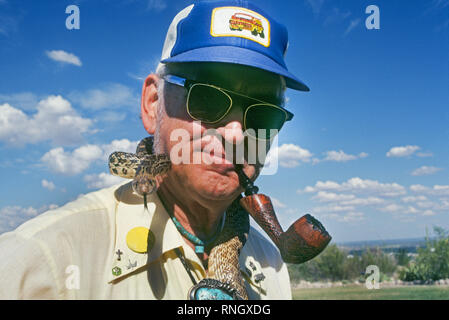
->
xmin=210 ymin=6 xmax=271 ymax=47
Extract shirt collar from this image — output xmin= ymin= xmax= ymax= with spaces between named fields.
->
xmin=108 ymin=182 xmax=205 ymax=283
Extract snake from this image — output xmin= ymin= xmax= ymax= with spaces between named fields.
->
xmin=108 ymin=136 xmax=250 ymax=300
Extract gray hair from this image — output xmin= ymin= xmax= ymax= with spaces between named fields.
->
xmin=153 ymin=64 xmax=168 ymax=154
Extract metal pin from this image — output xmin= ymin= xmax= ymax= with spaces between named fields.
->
xmin=116 ymin=249 xmax=123 ymax=261
xmin=127 ymin=260 xmax=137 ymax=270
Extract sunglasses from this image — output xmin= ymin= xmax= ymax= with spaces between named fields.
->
xmin=162 ymin=74 xmax=293 ymax=140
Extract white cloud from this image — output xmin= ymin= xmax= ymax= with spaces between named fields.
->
xmin=416 ymin=201 xmax=435 ymax=209
xmin=407 ymin=198 xmax=449 ymax=213
xmin=423 ymin=210 xmax=436 ymax=216
xmin=321 ymin=212 xmax=365 ymax=223
xmin=321 ymin=150 xmax=368 ymax=162
xmin=409 ymin=184 xmax=428 ymax=193
xmin=312 ymin=191 xmax=356 ymax=203
xmin=411 ymin=166 xmax=442 ymax=176
xmin=340 ymin=197 xmax=385 ymax=206
xmin=265 ymin=144 xmax=313 ymax=168
xmin=416 ymin=152 xmax=434 ymax=158
xmin=303 ymin=177 xmax=448 ymax=220
xmin=340 ymin=212 xmax=365 ymax=222
xmin=401 ymin=195 xmax=428 ymax=203
xmin=427 ymin=185 xmax=449 ymax=193
xmin=380 ymin=204 xmax=405 ymax=213
xmin=0 ymin=204 xmax=58 ymax=234
xmin=303 ymin=177 xmax=449 ymax=220
xmin=41 ymin=139 xmax=139 ymax=175
xmin=69 ymin=84 xmax=138 ymax=110
xmin=0 ymin=96 xmax=93 ymax=146
xmin=302 ymin=181 xmax=339 ymax=193
xmin=84 ymin=172 xmax=127 ymax=189
xmin=271 ymin=197 xmax=287 ymax=209
xmin=358 ymin=152 xmax=369 ymax=158
xmin=386 ymin=145 xmax=420 ymax=158
xmin=101 ymin=139 xmax=139 ymax=161
xmin=436 ymin=199 xmax=449 ymax=211
xmin=266 ymin=146 xmax=367 ymax=166
xmin=41 ymin=179 xmax=55 ymax=191
xmin=46 ymin=50 xmax=82 ymax=66
xmin=410 ymin=184 xmax=449 ymax=196
xmin=379 ymin=193 xmax=447 ymax=217
xmin=312 ymin=205 xmax=356 ymax=213
xmin=302 ymin=177 xmax=406 ymax=197
xmin=41 ymin=145 xmax=103 ymax=175
xmin=403 ymin=206 xmax=419 ymax=214
xmin=310 ymin=193 xmax=383 ymax=218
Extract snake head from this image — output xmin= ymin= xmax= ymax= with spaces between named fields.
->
xmin=132 ymin=165 xmax=157 ymax=196
xmin=132 ymin=179 xmax=156 ymax=196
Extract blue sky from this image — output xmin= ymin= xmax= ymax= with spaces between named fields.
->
xmin=0 ymin=0 xmax=448 ymax=243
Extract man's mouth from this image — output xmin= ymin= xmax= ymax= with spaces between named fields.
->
xmin=192 ymin=137 xmax=242 ymax=167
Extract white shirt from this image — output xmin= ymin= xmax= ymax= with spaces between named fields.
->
xmin=0 ymin=182 xmax=292 ymax=299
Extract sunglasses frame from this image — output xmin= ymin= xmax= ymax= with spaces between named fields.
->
xmin=163 ymin=74 xmax=294 ymax=140
xmin=186 ymin=83 xmax=234 ymax=124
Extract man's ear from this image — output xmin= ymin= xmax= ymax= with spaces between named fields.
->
xmin=141 ymin=74 xmax=160 ymax=135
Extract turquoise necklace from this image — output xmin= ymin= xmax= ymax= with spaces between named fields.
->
xmin=158 ymin=191 xmax=224 ymax=254
xmin=170 ymin=215 xmax=224 ymax=253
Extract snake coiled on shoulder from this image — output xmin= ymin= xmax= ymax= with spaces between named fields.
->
xmin=108 ymin=136 xmax=250 ymax=300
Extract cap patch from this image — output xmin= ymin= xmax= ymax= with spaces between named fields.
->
xmin=210 ymin=6 xmax=271 ymax=47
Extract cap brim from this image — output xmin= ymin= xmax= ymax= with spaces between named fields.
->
xmin=161 ymin=46 xmax=310 ymax=92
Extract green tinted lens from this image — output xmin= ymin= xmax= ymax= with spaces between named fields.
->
xmin=187 ymin=84 xmax=232 ymax=123
xmin=245 ymin=104 xmax=287 ymax=140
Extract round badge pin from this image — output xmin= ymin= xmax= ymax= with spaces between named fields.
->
xmin=126 ymin=227 xmax=155 ymax=253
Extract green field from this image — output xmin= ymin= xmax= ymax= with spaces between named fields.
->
xmin=292 ymin=285 xmax=449 ymax=300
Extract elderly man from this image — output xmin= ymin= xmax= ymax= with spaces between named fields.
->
xmin=0 ymin=0 xmax=310 ymax=299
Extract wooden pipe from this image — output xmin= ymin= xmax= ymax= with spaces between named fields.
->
xmin=235 ymin=165 xmax=331 ymax=264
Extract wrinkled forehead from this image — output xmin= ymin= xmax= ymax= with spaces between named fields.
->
xmin=164 ymin=62 xmax=286 ymax=104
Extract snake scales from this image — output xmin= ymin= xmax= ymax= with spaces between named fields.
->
xmin=109 ymin=136 xmax=250 ymax=300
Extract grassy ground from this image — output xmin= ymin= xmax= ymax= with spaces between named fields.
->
xmin=292 ymin=285 xmax=449 ymax=300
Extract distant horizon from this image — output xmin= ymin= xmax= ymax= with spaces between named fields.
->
xmin=336 ymin=235 xmax=432 ymax=246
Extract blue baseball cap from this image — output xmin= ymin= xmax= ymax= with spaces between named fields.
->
xmin=159 ymin=0 xmax=309 ymax=91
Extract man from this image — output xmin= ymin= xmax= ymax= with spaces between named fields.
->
xmin=0 ymin=0 xmax=309 ymax=299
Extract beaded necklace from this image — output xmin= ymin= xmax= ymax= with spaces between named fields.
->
xmin=158 ymin=191 xmax=225 ymax=253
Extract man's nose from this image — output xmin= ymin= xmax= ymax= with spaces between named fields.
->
xmin=216 ymin=120 xmax=245 ymax=145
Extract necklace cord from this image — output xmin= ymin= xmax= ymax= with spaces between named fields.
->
xmin=157 ymin=190 xmax=225 ymax=253
xmin=174 ymin=247 xmax=197 ymax=286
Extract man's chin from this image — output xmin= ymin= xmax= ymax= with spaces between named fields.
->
xmin=188 ymin=168 xmax=242 ymax=200
xmin=198 ymin=188 xmax=242 ymax=202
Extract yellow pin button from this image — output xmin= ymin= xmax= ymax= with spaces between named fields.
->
xmin=126 ymin=227 xmax=155 ymax=253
